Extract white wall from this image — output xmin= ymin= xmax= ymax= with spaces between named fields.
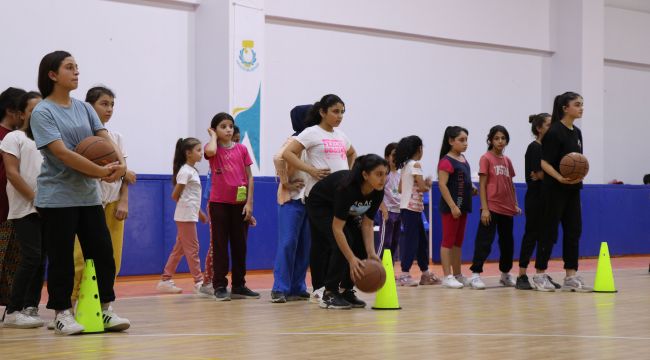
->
xmin=603 ymin=6 xmax=650 ymax=184
xmin=264 ymin=21 xmax=547 ymax=181
xmin=0 ymin=0 xmax=194 ymax=175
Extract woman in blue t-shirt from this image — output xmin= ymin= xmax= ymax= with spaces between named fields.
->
xmin=30 ymin=51 xmax=131 ymax=335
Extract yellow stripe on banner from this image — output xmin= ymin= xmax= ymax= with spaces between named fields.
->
xmin=232 ymin=107 xmax=248 ymax=116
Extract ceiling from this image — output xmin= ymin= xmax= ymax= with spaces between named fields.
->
xmin=605 ymin=0 xmax=650 ymax=13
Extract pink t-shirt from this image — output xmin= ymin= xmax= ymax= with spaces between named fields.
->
xmin=206 ymin=143 xmax=253 ymax=204
xmin=478 ymin=151 xmax=517 ymax=216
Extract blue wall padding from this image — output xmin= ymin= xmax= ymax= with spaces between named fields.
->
xmin=120 ymin=176 xmax=650 ymax=276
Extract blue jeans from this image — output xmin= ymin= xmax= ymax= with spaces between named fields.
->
xmin=272 ymin=200 xmax=311 ymax=295
xmin=399 ymin=209 xmax=429 ymax=273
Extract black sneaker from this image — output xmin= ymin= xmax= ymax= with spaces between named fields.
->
xmin=546 ymin=275 xmax=562 ymax=289
xmin=341 ymin=289 xmax=366 ymax=308
xmin=214 ymin=287 xmax=231 ymax=301
xmin=319 ymin=290 xmax=352 ymax=310
xmin=286 ymin=291 xmax=310 ymax=301
xmin=515 ymin=275 xmax=533 ymax=290
xmin=270 ymin=291 xmax=287 ymax=303
xmin=231 ymin=286 xmax=260 ymax=299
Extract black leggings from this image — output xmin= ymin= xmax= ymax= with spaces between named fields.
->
xmin=519 ymin=187 xmax=544 ymax=269
xmin=535 ymin=187 xmax=582 ymax=271
xmin=38 ymin=206 xmax=115 ymax=311
xmin=7 ymin=214 xmax=46 ymax=313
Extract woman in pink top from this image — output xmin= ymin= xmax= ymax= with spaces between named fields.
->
xmin=205 ymin=112 xmax=258 ymax=301
xmin=468 ymin=125 xmax=521 ymax=289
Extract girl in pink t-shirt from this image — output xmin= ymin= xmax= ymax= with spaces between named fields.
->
xmin=468 ymin=125 xmax=521 ymax=290
xmin=204 ymin=112 xmax=258 ymax=301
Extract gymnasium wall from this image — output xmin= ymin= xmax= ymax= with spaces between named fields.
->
xmin=603 ymin=7 xmax=650 ymax=184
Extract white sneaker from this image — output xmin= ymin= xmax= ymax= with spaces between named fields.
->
xmin=561 ymin=275 xmax=593 ymax=293
xmin=198 ymin=283 xmax=215 ymax=298
xmin=156 ymin=280 xmax=183 ymax=294
xmin=442 ymin=275 xmax=464 ymax=289
xmin=454 ymin=274 xmax=471 ymax=287
xmin=499 ymin=273 xmax=516 ymax=287
xmin=102 ymin=306 xmax=131 ymax=331
xmin=3 ymin=310 xmax=44 ymax=328
xmin=469 ymin=275 xmax=486 ymax=290
xmin=531 ymin=274 xmax=555 ymax=291
xmin=396 ymin=274 xmax=419 ymax=287
xmin=193 ymin=281 xmax=204 ymax=294
xmin=54 ymin=310 xmax=84 ymax=335
xmin=47 ymin=321 xmax=55 ymax=330
xmin=310 ymin=287 xmax=325 ymax=304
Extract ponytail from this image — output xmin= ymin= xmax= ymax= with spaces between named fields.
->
xmin=529 ymin=113 xmax=550 ymax=136
xmin=551 ymin=91 xmax=581 ymax=123
xmin=172 ymin=137 xmax=201 ymax=185
xmin=339 ymin=154 xmax=388 ymax=190
xmin=304 ymin=94 xmax=345 ymax=127
xmin=439 ymin=126 xmax=468 ymax=159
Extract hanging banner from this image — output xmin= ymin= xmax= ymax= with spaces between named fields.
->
xmin=232 ymin=2 xmax=264 ymax=173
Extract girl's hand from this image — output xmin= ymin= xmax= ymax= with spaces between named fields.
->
xmin=472 ymin=186 xmax=479 ymax=196
xmin=367 ymin=253 xmax=381 ymax=263
xmin=451 ymin=206 xmax=462 ymax=219
xmin=242 ymin=203 xmax=253 ymax=222
xmin=199 ymin=210 xmax=208 ymax=224
xmin=557 ymin=176 xmax=582 ymax=185
xmin=308 ymin=167 xmax=330 ymax=180
xmin=101 ymin=162 xmax=124 ymax=183
xmin=286 ymin=178 xmax=305 ymax=192
xmin=114 ymin=199 xmax=128 ymax=220
xmin=425 ymin=176 xmax=433 ymax=188
xmin=124 ymin=170 xmax=137 ymax=184
xmin=515 ymin=206 xmax=522 ymax=215
xmin=207 ymin=128 xmax=216 ymax=138
xmin=530 ymin=171 xmax=539 ymax=181
xmin=348 ymin=256 xmax=366 ymax=282
xmin=481 ymin=209 xmax=491 ymax=226
xmin=248 ymin=215 xmax=257 ymax=227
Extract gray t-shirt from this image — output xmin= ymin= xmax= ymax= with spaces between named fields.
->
xmin=30 ymin=98 xmax=105 ymax=208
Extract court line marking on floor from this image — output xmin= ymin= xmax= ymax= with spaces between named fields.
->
xmin=2 ymin=331 xmax=649 ymax=342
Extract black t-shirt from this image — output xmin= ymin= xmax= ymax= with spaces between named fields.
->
xmin=308 ymin=170 xmax=384 ymax=221
xmin=542 ymin=121 xmax=583 ymax=190
xmin=525 ymin=141 xmax=543 ymax=191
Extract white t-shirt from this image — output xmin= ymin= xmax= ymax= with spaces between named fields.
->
xmin=296 ymin=125 xmax=351 ymax=197
xmin=100 ymin=130 xmax=127 ymax=205
xmin=174 ymin=164 xmax=201 ymax=222
xmin=399 ymin=160 xmax=424 ymax=212
xmin=0 ymin=131 xmax=43 ymax=219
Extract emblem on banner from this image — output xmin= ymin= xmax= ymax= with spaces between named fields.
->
xmin=237 ymin=40 xmax=259 ymax=71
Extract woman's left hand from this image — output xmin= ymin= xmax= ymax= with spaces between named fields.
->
xmin=114 ymin=200 xmax=128 ymax=220
xmin=242 ymin=203 xmax=253 ymax=222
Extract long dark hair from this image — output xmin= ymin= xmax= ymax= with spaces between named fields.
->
xmin=486 ymin=125 xmax=510 ymax=150
xmin=0 ymin=87 xmax=27 ymax=121
xmin=529 ymin=113 xmax=551 ymax=136
xmin=172 ymin=137 xmax=201 ymax=185
xmin=394 ymin=135 xmax=423 ymax=170
xmin=37 ymin=50 xmax=72 ymax=98
xmin=439 ymin=126 xmax=468 ymax=159
xmin=18 ymin=91 xmax=42 ymax=140
xmin=551 ymin=91 xmax=582 ymax=123
xmin=86 ymin=86 xmax=116 ymax=105
xmin=305 ymin=94 xmax=345 ymax=127
xmin=339 ymin=154 xmax=388 ymax=190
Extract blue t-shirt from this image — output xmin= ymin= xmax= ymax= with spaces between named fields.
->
xmin=30 ymin=98 xmax=105 ymax=207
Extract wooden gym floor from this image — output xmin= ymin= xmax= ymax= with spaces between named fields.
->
xmin=1 ymin=256 xmax=649 ymax=360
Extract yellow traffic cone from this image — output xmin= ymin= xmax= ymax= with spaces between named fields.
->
xmin=75 ymin=259 xmax=105 ymax=333
xmin=372 ymin=250 xmax=401 ymax=310
xmin=593 ymin=242 xmax=618 ymax=293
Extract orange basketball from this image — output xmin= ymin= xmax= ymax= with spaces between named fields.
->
xmin=75 ymin=136 xmax=118 ymax=166
xmin=559 ymin=152 xmax=589 ymax=181
xmin=354 ymin=259 xmax=386 ymax=293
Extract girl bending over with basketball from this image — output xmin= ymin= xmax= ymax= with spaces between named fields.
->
xmin=30 ymin=51 xmax=129 ymax=335
xmin=468 ymin=125 xmax=520 ymax=290
xmin=157 ymin=138 xmax=207 ymax=294
xmin=394 ymin=135 xmax=439 ymax=287
xmin=205 ymin=112 xmax=258 ymax=301
xmin=516 ymin=113 xmax=559 ymax=290
xmin=306 ymin=154 xmax=385 ymax=309
xmin=437 ymin=126 xmax=475 ymax=289
xmin=533 ymin=92 xmax=592 ymax=292
xmin=1 ymin=91 xmax=45 ymax=328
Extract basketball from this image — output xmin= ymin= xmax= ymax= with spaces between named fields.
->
xmin=559 ymin=152 xmax=589 ymax=181
xmin=74 ymin=136 xmax=118 ymax=166
xmin=354 ymin=259 xmax=386 ymax=293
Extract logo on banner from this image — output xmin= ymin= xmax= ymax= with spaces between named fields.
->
xmin=237 ymin=40 xmax=258 ymax=71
